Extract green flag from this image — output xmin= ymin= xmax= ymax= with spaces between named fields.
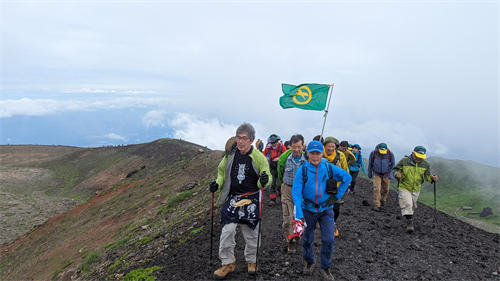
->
xmin=279 ymin=83 xmax=330 ymax=111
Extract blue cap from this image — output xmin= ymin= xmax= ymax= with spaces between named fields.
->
xmin=307 ymin=140 xmax=323 ymax=153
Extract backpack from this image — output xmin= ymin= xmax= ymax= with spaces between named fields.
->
xmin=302 ymin=162 xmax=337 ymax=194
xmin=268 ymin=144 xmax=283 ymax=169
xmin=330 ymin=150 xmax=341 ymax=168
xmin=372 ymin=149 xmax=392 ymax=165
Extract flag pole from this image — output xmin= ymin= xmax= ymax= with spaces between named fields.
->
xmin=320 ymin=84 xmax=334 ymax=138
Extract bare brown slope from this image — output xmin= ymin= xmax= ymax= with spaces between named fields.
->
xmin=0 ymin=145 xmax=84 ymax=167
xmin=0 ymin=139 xmax=217 ymax=280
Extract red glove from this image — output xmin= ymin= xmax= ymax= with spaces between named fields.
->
xmin=288 ymin=219 xmax=306 ymax=240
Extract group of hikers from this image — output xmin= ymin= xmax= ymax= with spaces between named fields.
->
xmin=209 ymin=122 xmax=438 ymax=280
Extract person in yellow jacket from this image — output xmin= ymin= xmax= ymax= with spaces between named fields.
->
xmin=339 ymin=141 xmax=356 ymax=167
xmin=322 ymin=136 xmax=349 ymax=237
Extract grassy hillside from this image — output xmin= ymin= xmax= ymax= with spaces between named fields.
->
xmin=358 ymin=156 xmax=500 ymax=233
xmin=0 ymin=139 xmax=220 ymax=280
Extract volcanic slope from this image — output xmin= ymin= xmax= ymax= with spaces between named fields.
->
xmin=112 ymin=180 xmax=500 ymax=281
xmin=0 ymin=140 xmax=499 ymax=281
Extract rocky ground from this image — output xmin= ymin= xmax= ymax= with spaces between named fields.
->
xmin=0 ymin=167 xmax=80 ymax=244
xmin=100 ymin=178 xmax=500 ymax=280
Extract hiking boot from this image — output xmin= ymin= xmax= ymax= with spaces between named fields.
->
xmin=248 ymin=262 xmax=258 ymax=275
xmin=380 ymin=200 xmax=386 ymax=209
xmin=303 ymin=262 xmax=315 ymax=275
xmin=269 ymin=199 xmax=276 ymax=206
xmin=214 ymin=261 xmax=235 ymax=279
xmin=287 ymin=239 xmax=296 ymax=253
xmin=372 ymin=206 xmax=380 ymax=212
xmin=334 ymin=225 xmax=339 ymax=237
xmin=405 ymin=219 xmax=414 ymax=233
xmin=320 ymin=268 xmax=335 ymax=280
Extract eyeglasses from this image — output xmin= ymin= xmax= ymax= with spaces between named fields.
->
xmin=291 ymin=145 xmax=303 ymax=150
xmin=236 ymin=136 xmax=250 ymax=141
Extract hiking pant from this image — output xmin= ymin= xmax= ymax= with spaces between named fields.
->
xmin=269 ymin=167 xmax=281 ymax=199
xmin=281 ymin=183 xmax=294 ymax=241
xmin=333 ymin=203 xmax=340 ymax=222
xmin=349 ymin=170 xmax=359 ymax=191
xmin=399 ymin=189 xmax=420 ymax=216
xmin=373 ymin=175 xmax=390 ymax=207
xmin=302 ymin=208 xmax=335 ymax=270
xmin=219 ymin=222 xmax=260 ymax=265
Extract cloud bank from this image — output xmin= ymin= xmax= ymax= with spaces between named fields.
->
xmin=0 ymin=97 xmax=177 ymax=118
xmin=168 ymin=113 xmax=237 ymax=150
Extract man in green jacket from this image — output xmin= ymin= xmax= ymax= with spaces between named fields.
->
xmin=209 ymin=122 xmax=271 ymax=279
xmin=393 ymin=146 xmax=438 ymax=233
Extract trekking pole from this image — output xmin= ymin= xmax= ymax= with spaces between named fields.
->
xmin=209 ymin=192 xmax=215 ymax=266
xmin=433 ymin=178 xmax=437 ymax=230
xmin=391 ymin=181 xmax=400 ymax=229
xmin=255 ymin=188 xmax=263 ymax=278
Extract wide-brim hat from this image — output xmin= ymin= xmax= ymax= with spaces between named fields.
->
xmin=268 ymin=134 xmax=280 ymax=142
xmin=225 ymin=136 xmax=237 ymax=151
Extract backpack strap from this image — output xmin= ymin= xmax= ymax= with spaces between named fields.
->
xmin=333 ymin=150 xmax=340 ymax=166
xmin=302 ymin=163 xmax=308 ymax=185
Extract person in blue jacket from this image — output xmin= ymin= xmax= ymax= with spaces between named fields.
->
xmin=292 ymin=140 xmax=352 ymax=280
xmin=348 ymin=144 xmax=367 ymax=194
xmin=368 ymin=143 xmax=395 ymax=211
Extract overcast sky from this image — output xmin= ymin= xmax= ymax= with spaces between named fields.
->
xmin=1 ymin=0 xmax=499 ymax=167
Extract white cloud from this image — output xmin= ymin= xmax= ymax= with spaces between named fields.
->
xmin=168 ymin=113 xmax=237 ymax=150
xmin=0 ymin=97 xmax=177 ymax=118
xmin=142 ymin=110 xmax=166 ymax=129
xmin=430 ymin=142 xmax=449 ymax=155
xmin=104 ymin=133 xmax=127 ymax=141
xmin=59 ymin=88 xmax=156 ymax=94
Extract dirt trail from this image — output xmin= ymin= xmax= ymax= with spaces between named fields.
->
xmin=122 ymin=178 xmax=500 ymax=280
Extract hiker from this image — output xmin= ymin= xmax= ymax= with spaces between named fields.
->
xmin=338 ymin=141 xmax=356 ymax=167
xmin=393 ymin=146 xmax=438 ymax=233
xmin=277 ymin=134 xmax=306 ymax=253
xmin=322 ymin=136 xmax=349 ymax=237
xmin=348 ymin=144 xmax=367 ymax=194
xmin=256 ymin=139 xmax=264 ymax=152
xmin=284 ymin=140 xmax=291 ymax=150
xmin=263 ymin=134 xmax=287 ymax=206
xmin=292 ymin=140 xmax=351 ymax=280
xmin=368 ymin=143 xmax=396 ymax=211
xmin=209 ymin=123 xmax=271 ymax=279
xmin=255 ymin=139 xmax=262 ymax=152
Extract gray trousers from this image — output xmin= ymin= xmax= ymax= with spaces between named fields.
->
xmin=219 ymin=222 xmax=260 ymax=265
xmin=399 ymin=189 xmax=420 ymax=216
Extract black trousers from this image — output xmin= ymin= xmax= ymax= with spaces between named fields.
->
xmin=349 ymin=170 xmax=360 ymax=191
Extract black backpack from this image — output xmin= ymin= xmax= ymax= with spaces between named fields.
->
xmin=302 ymin=162 xmax=338 ymax=195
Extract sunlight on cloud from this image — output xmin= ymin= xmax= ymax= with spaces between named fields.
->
xmin=168 ymin=113 xmax=237 ymax=150
xmin=142 ymin=110 xmax=166 ymax=129
xmin=104 ymin=133 xmax=127 ymax=141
